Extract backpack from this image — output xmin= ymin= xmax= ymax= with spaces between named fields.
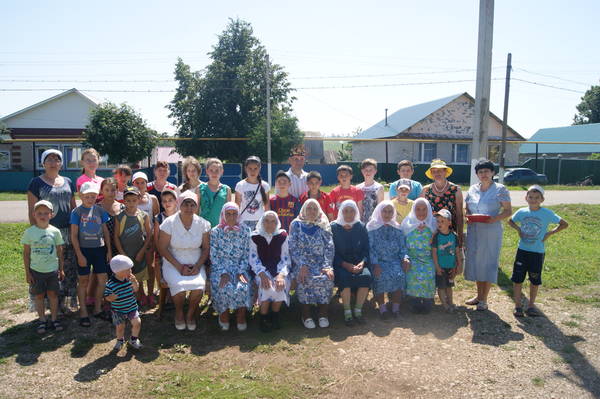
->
xmin=118 ymin=210 xmax=146 ymax=237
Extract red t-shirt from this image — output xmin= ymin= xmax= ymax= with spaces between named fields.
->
xmin=299 ymin=191 xmax=334 ymax=218
xmin=329 ymin=185 xmax=364 ymax=218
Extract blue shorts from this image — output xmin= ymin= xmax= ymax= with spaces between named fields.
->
xmin=78 ymin=246 xmax=109 ymax=276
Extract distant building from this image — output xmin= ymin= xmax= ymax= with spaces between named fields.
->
xmin=352 ymin=92 xmax=525 ymax=165
xmin=519 ymin=123 xmax=600 ymax=161
xmin=302 ymin=131 xmax=325 ymax=164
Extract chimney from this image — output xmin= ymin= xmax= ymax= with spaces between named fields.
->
xmin=385 ymin=108 xmax=388 ymax=126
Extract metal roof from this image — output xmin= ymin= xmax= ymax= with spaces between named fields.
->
xmin=519 ymin=123 xmax=600 ymax=154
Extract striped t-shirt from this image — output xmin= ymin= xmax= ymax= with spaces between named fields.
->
xmin=104 ymin=275 xmax=138 ymax=313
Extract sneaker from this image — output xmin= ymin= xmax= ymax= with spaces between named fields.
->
xmin=318 ymin=317 xmax=329 ymax=328
xmin=113 ymin=339 xmax=125 ymax=351
xmin=476 ymin=301 xmax=488 ymax=311
xmin=302 ymin=317 xmax=316 ymax=329
xmin=128 ymin=338 xmax=143 ymax=349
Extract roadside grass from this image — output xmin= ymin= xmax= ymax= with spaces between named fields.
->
xmin=0 ymin=192 xmax=27 ymax=201
xmin=0 ymin=223 xmax=27 ymax=309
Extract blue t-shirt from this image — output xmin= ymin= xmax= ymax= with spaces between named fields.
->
xmin=389 ymin=179 xmax=422 ymax=201
xmin=70 ymin=205 xmax=110 ymax=248
xmin=511 ymin=207 xmax=561 ymax=253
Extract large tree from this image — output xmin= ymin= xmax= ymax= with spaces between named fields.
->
xmin=167 ymin=18 xmax=301 ymax=162
xmin=84 ymin=102 xmax=158 ymax=164
xmin=573 ymin=85 xmax=600 ymax=125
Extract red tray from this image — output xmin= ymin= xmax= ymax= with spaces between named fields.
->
xmin=467 ymin=214 xmax=491 ymax=223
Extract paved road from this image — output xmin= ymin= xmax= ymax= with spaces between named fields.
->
xmin=1 ymin=190 xmax=598 ymax=223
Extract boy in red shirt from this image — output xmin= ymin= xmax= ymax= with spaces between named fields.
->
xmin=269 ymin=171 xmax=301 ymax=232
xmin=299 ymin=171 xmax=335 ymax=221
xmin=329 ymin=165 xmax=364 ymax=219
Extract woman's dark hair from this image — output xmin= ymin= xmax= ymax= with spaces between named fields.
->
xmin=474 ymin=159 xmax=495 ymax=173
xmin=244 ymin=156 xmax=268 ymax=206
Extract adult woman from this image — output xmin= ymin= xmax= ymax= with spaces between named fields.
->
xmin=421 ymin=159 xmax=464 ymax=247
xmin=288 ymin=199 xmax=335 ymax=329
xmin=367 ymin=201 xmax=409 ymax=319
xmin=158 ymin=191 xmax=210 ymax=331
xmin=209 ymin=202 xmax=253 ymax=332
xmin=464 ymin=159 xmax=512 ymax=311
xmin=330 ymin=200 xmax=371 ymax=326
xmin=401 ymin=198 xmax=437 ymax=313
xmin=178 ymin=156 xmax=202 ymax=193
xmin=199 ymin=158 xmax=232 ymax=227
xmin=27 ymin=149 xmax=77 ymax=310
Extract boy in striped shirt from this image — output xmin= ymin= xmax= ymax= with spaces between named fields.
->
xmin=104 ymin=255 xmax=142 ymax=350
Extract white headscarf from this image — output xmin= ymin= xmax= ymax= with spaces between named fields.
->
xmin=253 ymin=210 xmax=284 ymax=242
xmin=335 ymin=200 xmax=361 ymax=227
xmin=293 ymin=198 xmax=331 ymax=233
xmin=400 ymin=198 xmax=437 ymax=235
xmin=366 ymin=200 xmax=401 ymax=231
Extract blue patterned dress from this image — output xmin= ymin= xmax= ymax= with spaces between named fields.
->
xmin=405 ymin=227 xmax=435 ymax=299
xmin=368 ymin=225 xmax=409 ymax=295
xmin=209 ymin=224 xmax=254 ymax=313
xmin=288 ymin=220 xmax=335 ymax=305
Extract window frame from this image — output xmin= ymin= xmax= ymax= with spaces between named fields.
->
xmin=418 ymin=142 xmax=438 ymax=163
xmin=0 ymin=150 xmax=10 ymax=170
xmin=451 ymin=143 xmax=470 ymax=164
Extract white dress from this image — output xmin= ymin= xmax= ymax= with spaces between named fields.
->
xmin=159 ymin=212 xmax=211 ymax=295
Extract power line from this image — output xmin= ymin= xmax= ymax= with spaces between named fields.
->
xmin=511 ymin=78 xmax=586 ymax=94
xmin=514 ymin=67 xmax=596 ymax=87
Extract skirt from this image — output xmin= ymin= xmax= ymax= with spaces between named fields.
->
xmin=162 ymin=263 xmax=207 ymax=296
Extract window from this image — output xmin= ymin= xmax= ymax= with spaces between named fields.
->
xmin=35 ymin=145 xmax=60 ymax=170
xmin=63 ymin=145 xmax=83 ymax=170
xmin=452 ymin=144 xmax=470 ymax=164
xmin=418 ymin=143 xmax=437 ymax=162
xmin=488 ymin=145 xmax=500 ymax=163
xmin=0 ymin=150 xmax=10 ymax=170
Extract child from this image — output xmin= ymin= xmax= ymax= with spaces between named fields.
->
xmin=22 ymin=200 xmax=65 ymax=333
xmin=147 ymin=161 xmax=178 ymax=213
xmin=391 ymin=179 xmax=414 ymax=223
xmin=400 ymin=198 xmax=437 ymax=314
xmin=329 ymin=165 xmax=364 ymax=220
xmin=367 ymin=201 xmax=409 ymax=320
xmin=199 ymin=158 xmax=232 ymax=227
xmin=98 ymin=178 xmax=125 ymax=259
xmin=131 ymin=172 xmax=159 ymax=306
xmin=270 ymin=170 xmax=301 ymax=232
xmin=356 ymin=158 xmax=384 ymax=223
xmin=250 ymin=211 xmax=291 ymax=332
xmin=114 ymin=187 xmax=152 ymax=304
xmin=299 ymin=171 xmax=334 ymax=221
xmin=70 ymin=181 xmax=112 ymax=327
xmin=178 ymin=156 xmax=202 ymax=193
xmin=104 ymin=255 xmax=142 ymax=350
xmin=154 ymin=188 xmax=178 ymax=293
xmin=508 ymin=185 xmax=568 ymax=317
xmin=113 ymin=164 xmax=132 ymax=203
xmin=235 ymin=156 xmax=270 ymax=230
xmin=389 ymin=160 xmax=423 ymax=200
xmin=76 ymin=148 xmax=104 ymax=192
xmin=432 ymin=209 xmax=460 ymax=312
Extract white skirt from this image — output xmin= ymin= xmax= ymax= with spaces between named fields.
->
xmin=162 ymin=262 xmax=206 ymax=296
xmin=258 ymin=277 xmax=289 ymax=305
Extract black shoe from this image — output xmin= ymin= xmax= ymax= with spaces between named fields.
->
xmin=380 ymin=311 xmax=391 ymax=321
xmin=270 ymin=312 xmax=281 ymax=330
xmin=354 ymin=315 xmax=366 ymax=325
xmin=344 ymin=317 xmax=355 ymax=327
xmin=259 ymin=315 xmax=271 ymax=333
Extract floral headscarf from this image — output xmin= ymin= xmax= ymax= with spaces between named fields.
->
xmin=217 ymin=201 xmax=241 ymax=231
xmin=293 ymin=198 xmax=331 ymax=233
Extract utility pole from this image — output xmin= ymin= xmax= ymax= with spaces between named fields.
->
xmin=499 ymin=52 xmax=512 ymax=184
xmin=471 ymin=0 xmax=495 ymax=185
xmin=266 ymin=54 xmax=272 ymax=186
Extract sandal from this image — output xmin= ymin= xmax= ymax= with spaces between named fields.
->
xmin=465 ymin=297 xmax=480 ymax=306
xmin=36 ymin=320 xmax=47 ymax=334
xmin=79 ymin=317 xmax=91 ymax=327
xmin=526 ymin=307 xmax=542 ymax=317
xmin=52 ymin=320 xmax=64 ymax=331
xmin=513 ymin=307 xmax=525 ymax=317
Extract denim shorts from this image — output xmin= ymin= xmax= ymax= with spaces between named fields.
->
xmin=78 ymin=246 xmax=109 ymax=276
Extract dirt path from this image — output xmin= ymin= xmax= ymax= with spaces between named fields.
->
xmin=1 ymin=285 xmax=599 ymax=398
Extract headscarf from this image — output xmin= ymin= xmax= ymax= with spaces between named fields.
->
xmin=400 ymin=198 xmax=437 ymax=236
xmin=334 ymin=199 xmax=361 ymax=227
xmin=253 ymin=210 xmax=284 ymax=241
xmin=217 ymin=201 xmax=241 ymax=231
xmin=366 ymin=200 xmax=401 ymax=231
xmin=293 ymin=198 xmax=331 ymax=233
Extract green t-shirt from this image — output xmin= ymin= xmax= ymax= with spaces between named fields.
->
xmin=21 ymin=225 xmax=64 ymax=273
xmin=432 ymin=231 xmax=458 ymax=269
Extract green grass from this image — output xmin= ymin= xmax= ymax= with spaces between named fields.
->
xmin=0 ymin=192 xmax=27 ymax=201
xmin=0 ymin=223 xmax=28 ymax=309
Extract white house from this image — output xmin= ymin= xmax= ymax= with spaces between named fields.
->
xmin=352 ymin=92 xmax=525 ymax=165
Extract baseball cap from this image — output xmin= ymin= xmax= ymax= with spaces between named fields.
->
xmin=123 ymin=186 xmax=141 ymax=197
xmin=80 ymin=181 xmax=100 ymax=195
xmin=131 ymin=171 xmax=148 ymax=182
xmin=434 ymin=209 xmax=452 ymax=220
xmin=110 ymin=255 xmax=134 ymax=273
xmin=397 ymin=179 xmax=411 ymax=190
xmin=33 ymin=199 xmax=53 ymax=212
xmin=40 ymin=149 xmax=63 ymax=164
xmin=527 ymin=185 xmax=545 ymax=196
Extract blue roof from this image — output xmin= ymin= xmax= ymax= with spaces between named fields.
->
xmin=519 ymin=123 xmax=600 ymax=154
xmin=354 ymin=93 xmax=464 ymax=139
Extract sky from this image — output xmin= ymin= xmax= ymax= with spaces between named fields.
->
xmin=1 ymin=0 xmax=599 ymax=138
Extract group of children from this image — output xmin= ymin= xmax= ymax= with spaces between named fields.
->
xmin=23 ymin=147 xmax=568 ymax=349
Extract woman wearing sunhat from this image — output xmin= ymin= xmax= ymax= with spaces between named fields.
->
xmin=420 ymin=159 xmax=464 ymax=248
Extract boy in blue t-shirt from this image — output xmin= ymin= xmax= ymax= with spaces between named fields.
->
xmin=508 ymin=185 xmax=568 ymax=317
xmin=432 ymin=209 xmax=461 ymax=312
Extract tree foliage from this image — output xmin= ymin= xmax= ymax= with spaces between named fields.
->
xmin=573 ymin=85 xmax=600 ymax=125
xmin=167 ymin=18 xmax=301 ymax=162
xmin=84 ymin=102 xmax=158 ymax=164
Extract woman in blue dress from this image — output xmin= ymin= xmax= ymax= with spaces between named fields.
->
xmin=367 ymin=200 xmax=410 ymax=320
xmin=331 ymin=200 xmax=371 ymax=326
xmin=401 ymin=198 xmax=437 ymax=314
xmin=464 ymin=159 xmax=512 ymax=311
xmin=210 ymin=202 xmax=254 ymax=332
xmin=288 ymin=199 xmax=335 ymax=329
